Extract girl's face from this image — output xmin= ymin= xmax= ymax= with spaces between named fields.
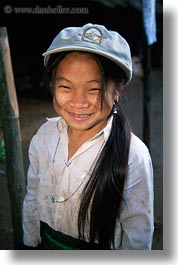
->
xmin=53 ymin=52 xmax=118 ymax=135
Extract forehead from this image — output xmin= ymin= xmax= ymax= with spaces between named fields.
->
xmin=57 ymin=52 xmax=100 ymax=67
xmin=55 ymin=52 xmax=101 ymax=77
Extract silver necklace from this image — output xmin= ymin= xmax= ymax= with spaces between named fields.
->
xmin=50 ymin=136 xmax=105 ymax=203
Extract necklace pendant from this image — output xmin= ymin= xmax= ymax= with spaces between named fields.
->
xmin=64 ymin=160 xmax=71 ymax=167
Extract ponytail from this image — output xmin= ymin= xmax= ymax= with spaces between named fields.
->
xmin=78 ymin=103 xmax=131 ymax=249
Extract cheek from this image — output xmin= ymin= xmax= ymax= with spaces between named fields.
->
xmin=54 ymin=91 xmax=69 ymax=107
xmin=53 ymin=91 xmax=68 ymax=115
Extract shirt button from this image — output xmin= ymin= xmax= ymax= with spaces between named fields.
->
xmin=58 ymin=197 xmax=65 ymax=202
xmin=81 ymin=174 xmax=86 ymax=180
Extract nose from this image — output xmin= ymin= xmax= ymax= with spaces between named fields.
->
xmin=69 ymin=91 xmax=89 ymax=109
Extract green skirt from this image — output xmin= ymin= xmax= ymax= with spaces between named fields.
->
xmin=40 ymin=221 xmax=101 ymax=250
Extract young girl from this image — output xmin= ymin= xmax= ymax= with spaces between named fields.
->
xmin=22 ymin=23 xmax=154 ymax=250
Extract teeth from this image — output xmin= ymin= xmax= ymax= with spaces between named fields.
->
xmin=75 ymin=114 xmax=90 ymax=117
xmin=73 ymin=113 xmax=90 ymax=117
xmin=68 ymin=112 xmax=92 ymax=119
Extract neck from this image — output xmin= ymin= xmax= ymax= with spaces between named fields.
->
xmin=67 ymin=130 xmax=95 ymax=160
xmin=67 ymin=121 xmax=108 ymax=159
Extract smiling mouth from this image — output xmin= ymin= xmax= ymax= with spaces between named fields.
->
xmin=68 ymin=112 xmax=93 ymax=120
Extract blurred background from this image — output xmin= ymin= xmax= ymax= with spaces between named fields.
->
xmin=0 ymin=0 xmax=163 ymax=249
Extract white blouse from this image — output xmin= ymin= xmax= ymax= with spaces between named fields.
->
xmin=23 ymin=116 xmax=154 ymax=249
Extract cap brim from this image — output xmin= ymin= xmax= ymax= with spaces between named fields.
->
xmin=42 ymin=46 xmax=132 ymax=84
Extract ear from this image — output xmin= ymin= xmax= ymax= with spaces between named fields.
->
xmin=114 ymin=82 xmax=124 ymax=101
xmin=114 ymin=83 xmax=122 ymax=102
xmin=114 ymin=92 xmax=119 ymax=102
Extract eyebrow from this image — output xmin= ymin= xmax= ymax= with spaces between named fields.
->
xmin=56 ymin=76 xmax=71 ymax=83
xmin=86 ymin=79 xmax=101 ymax=84
xmin=56 ymin=75 xmax=101 ymax=84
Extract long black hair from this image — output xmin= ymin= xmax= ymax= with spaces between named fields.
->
xmin=78 ymin=104 xmax=131 ymax=249
xmin=48 ymin=51 xmax=131 ymax=249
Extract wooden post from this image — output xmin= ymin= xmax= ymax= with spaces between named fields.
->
xmin=0 ymin=27 xmax=25 ymax=249
xmin=142 ymin=40 xmax=151 ymax=149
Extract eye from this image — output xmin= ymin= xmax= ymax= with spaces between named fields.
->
xmin=88 ymin=88 xmax=101 ymax=94
xmin=57 ymin=85 xmax=71 ymax=90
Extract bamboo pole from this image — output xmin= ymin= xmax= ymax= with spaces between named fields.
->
xmin=0 ymin=27 xmax=25 ymax=249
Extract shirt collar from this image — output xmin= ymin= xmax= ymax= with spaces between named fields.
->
xmin=46 ymin=115 xmax=113 ymax=142
xmin=90 ymin=115 xmax=113 ymax=142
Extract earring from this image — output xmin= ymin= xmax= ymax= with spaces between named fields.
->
xmin=113 ymin=101 xmax=118 ymax=114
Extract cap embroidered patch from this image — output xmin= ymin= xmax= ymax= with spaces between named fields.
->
xmin=81 ymin=27 xmax=105 ymax=44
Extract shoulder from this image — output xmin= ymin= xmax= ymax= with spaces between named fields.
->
xmin=129 ymin=133 xmax=151 ymax=165
xmin=35 ymin=117 xmax=61 ymax=136
xmin=125 ymin=133 xmax=153 ymax=189
xmin=28 ymin=117 xmax=61 ymax=154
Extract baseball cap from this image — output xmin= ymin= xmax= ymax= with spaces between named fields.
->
xmin=43 ymin=23 xmax=132 ymax=84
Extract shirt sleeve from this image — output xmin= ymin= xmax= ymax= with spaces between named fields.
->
xmin=116 ymin=148 xmax=154 ymax=250
xmin=22 ymin=135 xmax=41 ymax=247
